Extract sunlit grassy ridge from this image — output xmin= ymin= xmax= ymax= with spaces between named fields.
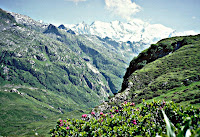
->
xmin=121 ymin=34 xmax=200 ymax=106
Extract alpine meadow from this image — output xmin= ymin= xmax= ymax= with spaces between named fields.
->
xmin=0 ymin=1 xmax=200 ymax=136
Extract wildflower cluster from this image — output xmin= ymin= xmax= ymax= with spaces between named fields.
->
xmin=50 ymin=101 xmax=200 ymax=137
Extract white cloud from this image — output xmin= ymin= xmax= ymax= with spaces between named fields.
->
xmin=65 ymin=0 xmax=87 ymax=4
xmin=105 ymin=0 xmax=141 ymax=21
xmin=171 ymin=30 xmax=199 ymax=37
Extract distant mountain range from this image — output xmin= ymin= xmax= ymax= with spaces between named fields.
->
xmin=64 ymin=20 xmax=198 ymax=44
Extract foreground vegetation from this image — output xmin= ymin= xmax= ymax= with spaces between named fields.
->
xmin=50 ymin=101 xmax=200 ymax=136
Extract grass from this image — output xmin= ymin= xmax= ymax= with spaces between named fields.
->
xmin=140 ymin=81 xmax=200 ymax=108
xmin=122 ymin=34 xmax=200 ymax=107
xmin=0 ymin=86 xmax=91 ymax=136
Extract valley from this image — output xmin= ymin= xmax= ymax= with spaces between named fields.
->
xmin=0 ymin=8 xmax=145 ymax=136
xmin=0 ymin=8 xmax=199 ymax=136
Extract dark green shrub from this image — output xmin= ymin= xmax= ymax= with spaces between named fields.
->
xmin=50 ymin=101 xmax=200 ymax=137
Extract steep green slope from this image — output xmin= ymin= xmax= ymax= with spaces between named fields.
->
xmin=121 ymin=34 xmax=200 ymax=106
xmin=0 ymin=8 xmax=120 ymax=136
xmin=92 ymin=34 xmax=200 ymax=116
xmin=43 ymin=26 xmax=127 ymax=94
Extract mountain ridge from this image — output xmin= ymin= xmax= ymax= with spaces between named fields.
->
xmin=64 ymin=19 xmax=175 ymax=43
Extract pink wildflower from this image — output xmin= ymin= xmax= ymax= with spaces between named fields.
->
xmin=91 ymin=112 xmax=95 ymax=115
xmin=111 ymin=115 xmax=114 ymax=118
xmin=64 ymin=120 xmax=66 ymax=122
xmin=98 ymin=118 xmax=104 ymax=122
xmin=124 ymin=101 xmax=127 ymax=104
xmin=100 ymin=112 xmax=103 ymax=115
xmin=130 ymin=102 xmax=135 ymax=106
xmin=133 ymin=120 xmax=137 ymax=125
xmin=115 ymin=109 xmax=119 ymax=113
xmin=82 ymin=114 xmax=87 ymax=118
xmin=133 ymin=122 xmax=137 ymax=125
xmin=66 ymin=126 xmax=70 ymax=130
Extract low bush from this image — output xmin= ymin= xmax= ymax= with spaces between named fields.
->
xmin=50 ymin=100 xmax=200 ymax=136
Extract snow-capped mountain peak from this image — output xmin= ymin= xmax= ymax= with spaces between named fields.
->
xmin=64 ymin=19 xmax=174 ymax=44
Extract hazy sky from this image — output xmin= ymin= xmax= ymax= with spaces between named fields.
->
xmin=0 ymin=0 xmax=200 ymax=32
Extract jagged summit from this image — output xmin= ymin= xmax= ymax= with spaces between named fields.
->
xmin=66 ymin=29 xmax=76 ymax=35
xmin=58 ymin=24 xmax=76 ymax=35
xmin=43 ymin=24 xmax=61 ymax=36
xmin=58 ymin=24 xmax=66 ymax=29
xmin=65 ymin=20 xmax=198 ymax=44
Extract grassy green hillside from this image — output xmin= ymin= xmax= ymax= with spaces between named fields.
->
xmin=120 ymin=34 xmax=200 ymax=107
xmin=0 ymin=87 xmax=87 ymax=136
